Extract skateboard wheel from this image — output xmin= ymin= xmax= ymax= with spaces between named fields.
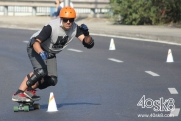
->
xmin=13 ymin=106 xmax=19 ymax=112
xmin=24 ymin=106 xmax=29 ymax=112
xmin=34 ymin=103 xmax=40 ymax=109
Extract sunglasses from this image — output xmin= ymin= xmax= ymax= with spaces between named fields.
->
xmin=62 ymin=18 xmax=74 ymax=23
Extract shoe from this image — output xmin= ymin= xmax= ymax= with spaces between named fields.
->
xmin=24 ymin=89 xmax=40 ymax=101
xmin=12 ymin=93 xmax=32 ymax=102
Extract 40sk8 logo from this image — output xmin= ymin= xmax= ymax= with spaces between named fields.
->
xmin=137 ymin=95 xmax=175 ymax=112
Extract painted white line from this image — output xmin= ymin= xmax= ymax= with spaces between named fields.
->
xmin=91 ymin=33 xmax=181 ymax=46
xmin=1 ymin=26 xmax=180 ymax=46
xmin=145 ymin=71 xmax=160 ymax=76
xmin=168 ymin=88 xmax=178 ymax=94
xmin=170 ymin=108 xmax=180 ymax=117
xmin=67 ymin=48 xmax=83 ymax=52
xmin=108 ymin=58 xmax=123 ymax=63
xmin=23 ymin=41 xmax=29 ymax=43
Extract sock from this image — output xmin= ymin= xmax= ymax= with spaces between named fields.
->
xmin=15 ymin=89 xmax=24 ymax=95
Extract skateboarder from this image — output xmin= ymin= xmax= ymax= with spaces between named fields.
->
xmin=12 ymin=6 xmax=94 ymax=102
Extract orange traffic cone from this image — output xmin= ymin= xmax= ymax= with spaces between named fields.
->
xmin=47 ymin=92 xmax=58 ymax=112
xmin=109 ymin=38 xmax=116 ymax=50
xmin=166 ymin=49 xmax=174 ymax=62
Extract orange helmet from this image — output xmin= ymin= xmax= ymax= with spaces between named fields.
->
xmin=59 ymin=6 xmax=76 ymax=18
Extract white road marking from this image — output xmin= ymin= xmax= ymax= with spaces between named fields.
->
xmin=145 ymin=71 xmax=160 ymax=76
xmin=168 ymin=88 xmax=178 ymax=94
xmin=170 ymin=108 xmax=180 ymax=117
xmin=108 ymin=58 xmax=123 ymax=63
xmin=91 ymin=33 xmax=181 ymax=46
xmin=23 ymin=41 xmax=29 ymax=43
xmin=67 ymin=48 xmax=83 ymax=52
xmin=5 ymin=27 xmax=180 ymax=46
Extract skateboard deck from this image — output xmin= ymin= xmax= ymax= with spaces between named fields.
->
xmin=13 ymin=101 xmax=40 ymax=112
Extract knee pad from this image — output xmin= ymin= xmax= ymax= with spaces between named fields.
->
xmin=48 ymin=76 xmax=58 ymax=86
xmin=26 ymin=68 xmax=47 ymax=87
xmin=38 ymin=76 xmax=58 ymax=89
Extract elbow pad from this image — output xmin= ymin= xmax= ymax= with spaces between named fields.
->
xmin=30 ymin=37 xmax=39 ymax=47
xmin=82 ymin=37 xmax=94 ymax=49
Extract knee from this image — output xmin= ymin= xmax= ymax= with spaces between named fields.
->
xmin=48 ymin=76 xmax=58 ymax=86
xmin=26 ymin=68 xmax=47 ymax=87
xmin=38 ymin=75 xmax=58 ymax=90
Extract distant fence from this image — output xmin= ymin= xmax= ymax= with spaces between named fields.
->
xmin=0 ymin=0 xmax=110 ymax=16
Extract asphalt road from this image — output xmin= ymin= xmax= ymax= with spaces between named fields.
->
xmin=0 ymin=28 xmax=181 ymax=121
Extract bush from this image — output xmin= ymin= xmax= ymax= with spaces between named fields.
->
xmin=110 ymin=0 xmax=181 ymax=25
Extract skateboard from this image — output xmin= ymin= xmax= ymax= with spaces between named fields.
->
xmin=13 ymin=101 xmax=40 ymax=112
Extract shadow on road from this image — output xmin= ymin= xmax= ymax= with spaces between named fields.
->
xmin=40 ymin=102 xmax=101 ymax=109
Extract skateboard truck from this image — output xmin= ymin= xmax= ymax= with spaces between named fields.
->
xmin=13 ymin=101 xmax=40 ymax=112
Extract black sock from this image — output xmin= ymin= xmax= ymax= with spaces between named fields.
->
xmin=15 ymin=89 xmax=24 ymax=95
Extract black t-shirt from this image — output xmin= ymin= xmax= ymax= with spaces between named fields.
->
xmin=36 ymin=25 xmax=83 ymax=42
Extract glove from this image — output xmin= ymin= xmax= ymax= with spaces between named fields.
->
xmin=39 ymin=51 xmax=48 ymax=60
xmin=80 ymin=24 xmax=89 ymax=36
xmin=82 ymin=38 xmax=94 ymax=49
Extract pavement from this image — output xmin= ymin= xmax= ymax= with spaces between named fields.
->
xmin=0 ymin=16 xmax=181 ymax=45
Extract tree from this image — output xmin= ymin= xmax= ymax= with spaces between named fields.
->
xmin=110 ymin=0 xmax=181 ymax=25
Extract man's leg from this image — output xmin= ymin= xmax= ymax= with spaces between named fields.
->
xmin=13 ymin=68 xmax=46 ymax=101
xmin=38 ymin=56 xmax=58 ymax=90
xmin=12 ymin=46 xmax=46 ymax=102
xmin=12 ymin=72 xmax=41 ymax=102
xmin=18 ymin=72 xmax=33 ymax=91
xmin=23 ymin=68 xmax=46 ymax=100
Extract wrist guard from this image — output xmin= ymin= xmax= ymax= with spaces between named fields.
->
xmin=39 ymin=51 xmax=48 ymax=60
xmin=82 ymin=37 xmax=94 ymax=49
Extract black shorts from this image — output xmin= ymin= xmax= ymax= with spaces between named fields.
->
xmin=27 ymin=45 xmax=57 ymax=77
